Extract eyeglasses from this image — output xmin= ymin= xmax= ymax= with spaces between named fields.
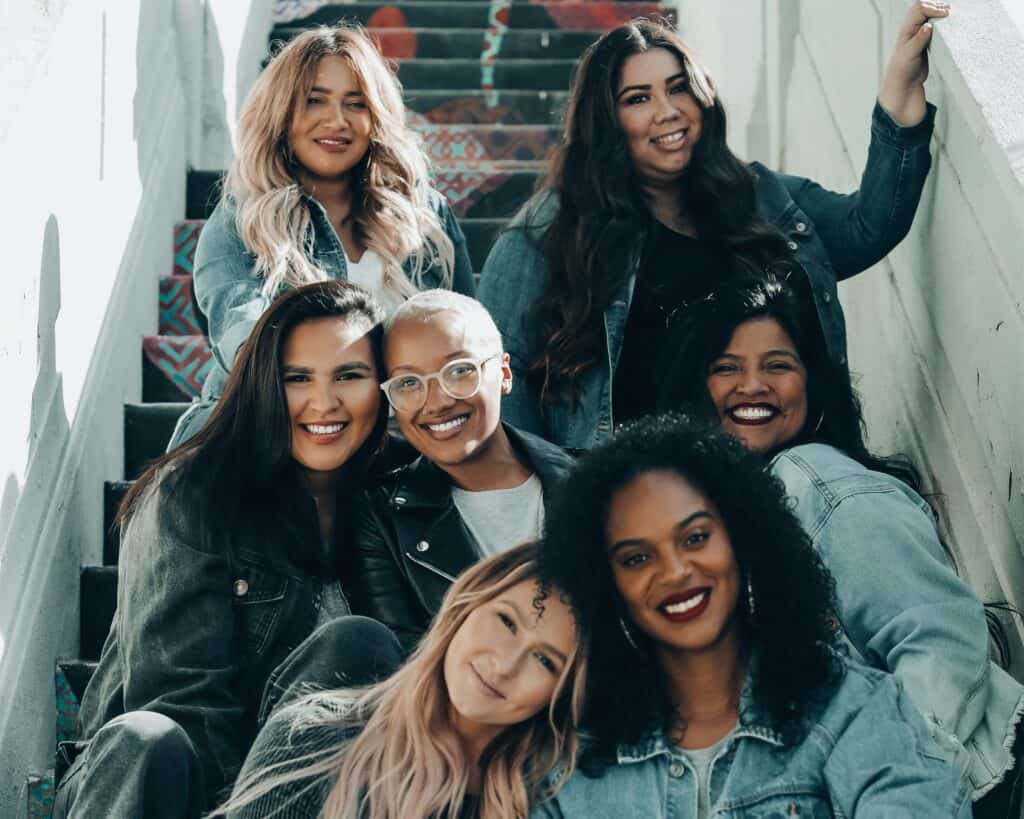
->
xmin=379 ymin=354 xmax=501 ymax=414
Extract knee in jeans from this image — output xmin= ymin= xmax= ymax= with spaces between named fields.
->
xmin=98 ymin=711 xmax=192 ymax=760
xmin=310 ymin=615 xmax=401 ymax=654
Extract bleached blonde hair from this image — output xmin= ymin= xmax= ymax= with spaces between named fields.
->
xmin=225 ymin=25 xmax=454 ymax=300
xmin=216 ymin=543 xmax=588 ymax=819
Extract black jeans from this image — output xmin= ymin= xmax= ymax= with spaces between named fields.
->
xmin=53 ymin=616 xmax=402 ymax=819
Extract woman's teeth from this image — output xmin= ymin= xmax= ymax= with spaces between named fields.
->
xmin=427 ymin=415 xmax=468 ymax=433
xmin=317 ymin=138 xmax=349 ymax=145
xmin=663 ymin=591 xmax=708 ymax=614
xmin=730 ymin=406 xmax=776 ymax=421
xmin=653 ymin=130 xmax=686 ymax=145
xmin=304 ymin=422 xmax=344 ymax=434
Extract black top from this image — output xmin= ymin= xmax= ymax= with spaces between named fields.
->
xmin=613 ymin=222 xmax=728 ymax=423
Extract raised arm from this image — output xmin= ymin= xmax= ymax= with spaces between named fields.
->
xmin=117 ymin=488 xmax=246 ymax=802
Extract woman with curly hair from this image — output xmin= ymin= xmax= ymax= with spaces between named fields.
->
xmin=477 ymin=3 xmax=948 ymax=450
xmin=664 ymin=271 xmax=1024 ymax=817
xmin=170 ymin=24 xmax=474 ymax=447
xmin=215 ymin=542 xmax=588 ymax=819
xmin=536 ymin=414 xmax=970 ymax=818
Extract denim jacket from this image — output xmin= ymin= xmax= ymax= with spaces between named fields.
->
xmin=76 ymin=476 xmax=336 ymax=805
xmin=533 ymin=660 xmax=971 ymax=818
xmin=194 ymin=187 xmax=475 ymax=400
xmin=771 ymin=443 xmax=1024 ymax=799
xmin=477 ymin=102 xmax=936 ymax=451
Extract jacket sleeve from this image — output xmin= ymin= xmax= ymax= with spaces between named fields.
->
xmin=824 ymin=674 xmax=972 ymax=817
xmin=477 ymin=226 xmax=550 ymax=439
xmin=344 ymin=495 xmax=429 ymax=654
xmin=806 ymin=481 xmax=993 ymax=750
xmin=193 ymin=200 xmax=271 ymax=375
xmin=779 ymin=101 xmax=935 ymax=281
xmin=117 ymin=488 xmax=246 ymax=802
xmin=436 ymin=194 xmax=476 ymax=296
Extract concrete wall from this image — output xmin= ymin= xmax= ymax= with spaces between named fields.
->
xmin=0 ymin=1 xmax=270 ymax=813
xmin=680 ymin=0 xmax=1024 ymax=671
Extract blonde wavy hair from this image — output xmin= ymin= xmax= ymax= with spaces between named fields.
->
xmin=226 ymin=25 xmax=454 ymax=299
xmin=216 ymin=543 xmax=588 ymax=819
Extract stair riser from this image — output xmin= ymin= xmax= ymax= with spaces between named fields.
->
xmin=159 ymin=276 xmax=205 ymax=335
xmin=80 ymin=566 xmax=118 ymax=662
xmin=124 ymin=403 xmax=189 ymax=479
xmin=408 ymin=91 xmax=568 ymax=125
xmin=143 ymin=336 xmax=213 ymax=402
xmin=398 ymin=59 xmax=574 ymax=91
xmin=272 ymin=3 xmax=673 ymax=31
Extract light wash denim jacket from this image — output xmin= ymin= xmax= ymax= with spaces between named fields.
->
xmin=477 ymin=102 xmax=935 ymax=451
xmin=194 ymin=187 xmax=475 ymax=401
xmin=771 ymin=443 xmax=1024 ymax=799
xmin=533 ymin=660 xmax=971 ymax=818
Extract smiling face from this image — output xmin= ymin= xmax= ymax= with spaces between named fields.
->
xmin=288 ymin=55 xmax=372 ymax=189
xmin=443 ymin=579 xmax=576 ymax=733
xmin=384 ymin=310 xmax=511 ymax=471
xmin=283 ymin=315 xmax=381 ymax=475
xmin=616 ymin=47 xmax=703 ymax=188
xmin=606 ymin=470 xmax=741 ymax=658
xmin=706 ymin=318 xmax=809 ymax=454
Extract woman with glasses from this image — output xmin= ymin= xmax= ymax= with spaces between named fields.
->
xmin=344 ymin=290 xmax=574 ymax=653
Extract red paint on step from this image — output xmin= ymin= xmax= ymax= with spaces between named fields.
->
xmin=367 ymin=9 xmax=417 ymax=59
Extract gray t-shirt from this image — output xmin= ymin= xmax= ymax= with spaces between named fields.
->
xmin=451 ymin=474 xmax=545 ymax=557
xmin=678 ymin=728 xmax=735 ymax=819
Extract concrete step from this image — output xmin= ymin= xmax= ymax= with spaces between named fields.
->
xmin=397 ymin=58 xmax=575 ymax=91
xmin=159 ymin=274 xmax=205 ymax=336
xmin=273 ymin=27 xmax=604 ymax=59
xmin=407 ymin=90 xmax=568 ymax=125
xmin=56 ymin=659 xmax=97 ymax=744
xmin=142 ymin=335 xmax=213 ymax=402
xmin=103 ymin=480 xmax=130 ymax=565
xmin=272 ymin=2 xmax=672 ymax=30
xmin=26 ymin=771 xmax=54 ymax=819
xmin=420 ymin=124 xmax=559 ymax=162
xmin=125 ymin=402 xmax=189 ymax=478
xmin=80 ymin=566 xmax=117 ymax=662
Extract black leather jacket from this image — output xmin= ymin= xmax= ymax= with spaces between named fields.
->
xmin=345 ymin=424 xmax=573 ymax=651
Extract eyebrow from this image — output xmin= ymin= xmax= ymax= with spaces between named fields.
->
xmin=282 ymin=361 xmax=373 ymax=375
xmin=504 ymin=598 xmax=569 ymax=664
xmin=388 ymin=350 xmax=473 ymax=374
xmin=715 ymin=350 xmax=801 ymax=361
xmin=607 ymin=510 xmax=714 ymax=553
xmin=617 ymin=72 xmax=686 ymax=100
xmin=309 ymin=86 xmax=365 ymax=97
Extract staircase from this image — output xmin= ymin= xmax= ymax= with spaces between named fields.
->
xmin=26 ymin=1 xmax=672 ymax=814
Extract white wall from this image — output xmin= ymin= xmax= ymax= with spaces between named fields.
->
xmin=680 ymin=0 xmax=1024 ymax=671
xmin=0 ymin=1 xmax=270 ymax=813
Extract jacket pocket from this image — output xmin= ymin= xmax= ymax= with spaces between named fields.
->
xmin=725 ymin=791 xmax=832 ymax=818
xmin=230 ymin=559 xmax=288 ymax=657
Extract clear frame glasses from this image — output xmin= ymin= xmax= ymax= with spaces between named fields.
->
xmin=379 ymin=354 xmax=501 ymax=414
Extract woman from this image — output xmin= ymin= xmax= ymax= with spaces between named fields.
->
xmin=349 ymin=290 xmax=574 ymax=652
xmin=171 ymin=24 xmax=474 ymax=447
xmin=667 ymin=272 xmax=1024 ymax=817
xmin=215 ymin=542 xmax=588 ymax=819
xmin=536 ymin=414 xmax=971 ymax=817
xmin=54 ymin=281 xmax=396 ymax=818
xmin=477 ymin=2 xmax=948 ymax=451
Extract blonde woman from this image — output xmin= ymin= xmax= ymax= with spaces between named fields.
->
xmin=171 ymin=25 xmax=473 ymax=448
xmin=215 ymin=542 xmax=588 ymax=819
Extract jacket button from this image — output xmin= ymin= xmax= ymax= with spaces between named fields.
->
xmin=795 ymin=221 xmax=808 ymax=233
xmin=415 ymin=540 xmax=430 ymax=552
xmin=786 ymin=240 xmax=798 ymax=251
xmin=822 ymin=291 xmax=832 ymax=303
xmin=233 ymin=579 xmax=249 ymax=597
xmin=669 ymin=761 xmax=686 ymax=778
xmin=393 ymin=496 xmax=407 ymax=506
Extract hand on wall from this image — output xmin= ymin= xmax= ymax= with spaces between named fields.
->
xmin=878 ymin=0 xmax=951 ymax=127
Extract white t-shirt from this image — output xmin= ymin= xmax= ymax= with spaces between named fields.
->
xmin=451 ymin=474 xmax=545 ymax=557
xmin=343 ymin=249 xmax=404 ymax=315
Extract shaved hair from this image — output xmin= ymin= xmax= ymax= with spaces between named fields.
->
xmin=386 ymin=289 xmax=504 ymax=354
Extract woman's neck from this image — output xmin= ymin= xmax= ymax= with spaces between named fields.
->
xmin=658 ymin=629 xmax=746 ymax=748
xmin=443 ymin=424 xmax=533 ymax=492
xmin=449 ymin=708 xmax=503 ymax=793
xmin=304 ymin=467 xmax=341 ymax=544
xmin=644 ymin=182 xmax=696 ymax=237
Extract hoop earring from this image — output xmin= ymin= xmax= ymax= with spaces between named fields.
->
xmin=619 ymin=616 xmax=642 ymax=653
xmin=746 ymin=577 xmax=756 ymax=617
xmin=812 ymin=410 xmax=825 ymax=434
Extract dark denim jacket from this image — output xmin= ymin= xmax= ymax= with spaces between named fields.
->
xmin=478 ymin=102 xmax=936 ymax=451
xmin=194 ymin=187 xmax=475 ymax=400
xmin=533 ymin=660 xmax=971 ymax=818
xmin=76 ymin=478 xmax=334 ymax=804
xmin=346 ymin=424 xmax=573 ymax=652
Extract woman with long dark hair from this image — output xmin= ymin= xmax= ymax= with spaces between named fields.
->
xmin=667 ymin=272 xmax=1024 ymax=817
xmin=536 ymin=414 xmax=970 ymax=817
xmin=170 ymin=24 xmax=473 ymax=448
xmin=216 ymin=542 xmax=588 ymax=819
xmin=54 ymin=281 xmax=398 ymax=818
xmin=478 ymin=3 xmax=948 ymax=450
